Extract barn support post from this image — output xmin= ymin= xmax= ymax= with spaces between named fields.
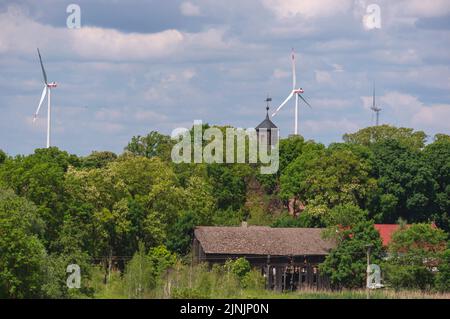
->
xmin=266 ymin=255 xmax=271 ymax=290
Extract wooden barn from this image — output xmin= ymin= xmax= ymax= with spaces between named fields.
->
xmin=192 ymin=224 xmax=336 ymax=291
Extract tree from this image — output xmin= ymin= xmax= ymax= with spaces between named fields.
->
xmin=343 ymin=125 xmax=427 ymax=150
xmin=278 ymin=135 xmax=306 ymax=173
xmin=225 ymin=258 xmax=251 ymax=279
xmin=0 ymin=188 xmax=47 ymax=298
xmin=256 ymin=135 xmax=306 ymax=195
xmin=166 ymin=211 xmax=199 ymax=255
xmin=82 ymin=151 xmax=117 ymax=168
xmin=323 ymin=204 xmax=369 ymax=230
xmin=435 ymin=247 xmax=450 ymax=292
xmin=207 ymin=164 xmax=249 ymax=210
xmin=125 ymin=131 xmax=174 ymax=162
xmin=383 ymin=223 xmax=448 ymax=291
xmin=423 ymin=135 xmax=450 ymax=232
xmin=0 ymin=147 xmax=80 ymax=246
xmin=280 ymin=144 xmax=376 ymax=213
xmin=123 ymin=243 xmax=155 ymax=298
xmin=0 ymin=149 xmax=6 ymax=164
xmin=371 ymin=139 xmax=437 ymax=223
xmin=64 ymin=155 xmax=184 ymax=280
xmin=320 ymin=205 xmax=383 ymax=289
xmin=123 ymin=243 xmax=176 ymax=298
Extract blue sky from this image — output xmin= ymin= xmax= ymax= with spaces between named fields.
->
xmin=1 ymin=0 xmax=449 ymax=155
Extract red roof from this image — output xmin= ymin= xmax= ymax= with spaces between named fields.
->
xmin=374 ymin=224 xmax=406 ymax=246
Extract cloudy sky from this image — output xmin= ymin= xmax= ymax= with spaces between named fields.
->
xmin=1 ymin=0 xmax=450 ymax=155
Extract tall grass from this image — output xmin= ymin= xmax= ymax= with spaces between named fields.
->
xmin=90 ymin=263 xmax=450 ymax=299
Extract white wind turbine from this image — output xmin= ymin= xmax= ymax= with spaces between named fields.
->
xmin=33 ymin=48 xmax=57 ymax=148
xmin=272 ymin=49 xmax=312 ymax=135
xmin=370 ymin=82 xmax=381 ymax=126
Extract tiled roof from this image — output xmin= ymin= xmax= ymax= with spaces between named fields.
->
xmin=194 ymin=226 xmax=335 ymax=256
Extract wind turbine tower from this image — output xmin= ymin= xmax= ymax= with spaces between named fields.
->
xmin=371 ymin=83 xmax=381 ymax=126
xmin=33 ymin=48 xmax=57 ymax=148
xmin=272 ymin=49 xmax=312 ymax=135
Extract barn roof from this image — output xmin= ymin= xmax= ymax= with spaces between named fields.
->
xmin=194 ymin=226 xmax=335 ymax=256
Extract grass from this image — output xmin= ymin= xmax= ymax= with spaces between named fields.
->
xmin=240 ymin=288 xmax=450 ymax=299
xmin=91 ymin=267 xmax=450 ymax=299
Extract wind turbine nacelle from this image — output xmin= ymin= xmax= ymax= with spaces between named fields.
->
xmin=294 ymin=88 xmax=304 ymax=94
xmin=47 ymin=82 xmax=57 ymax=88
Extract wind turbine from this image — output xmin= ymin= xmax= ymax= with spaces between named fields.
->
xmin=370 ymin=83 xmax=381 ymax=126
xmin=33 ymin=48 xmax=57 ymax=148
xmin=272 ymin=49 xmax=311 ymax=135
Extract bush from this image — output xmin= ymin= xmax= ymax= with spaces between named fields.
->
xmin=123 ymin=244 xmax=156 ymax=298
xmin=384 ymin=223 xmax=448 ymax=291
xmin=225 ymin=258 xmax=251 ymax=279
xmin=435 ymin=249 xmax=450 ymax=292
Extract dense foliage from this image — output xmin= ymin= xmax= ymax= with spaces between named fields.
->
xmin=0 ymin=125 xmax=448 ymax=297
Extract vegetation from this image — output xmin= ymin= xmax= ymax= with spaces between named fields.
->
xmin=0 ymin=125 xmax=449 ymax=298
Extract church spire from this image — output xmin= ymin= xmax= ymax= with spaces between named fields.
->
xmin=265 ymin=96 xmax=272 ymax=119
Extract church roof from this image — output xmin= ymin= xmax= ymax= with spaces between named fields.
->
xmin=256 ymin=109 xmax=278 ymax=130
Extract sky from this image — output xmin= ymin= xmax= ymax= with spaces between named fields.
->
xmin=0 ymin=0 xmax=450 ymax=156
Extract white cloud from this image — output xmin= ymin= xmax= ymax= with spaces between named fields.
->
xmin=272 ymin=68 xmax=290 ymax=79
xmin=378 ymin=91 xmax=450 ymax=133
xmin=180 ymin=2 xmax=202 ymax=16
xmin=0 ymin=7 xmax=241 ymax=61
xmin=393 ymin=0 xmax=450 ymax=18
xmin=374 ymin=49 xmax=420 ymax=65
xmin=332 ymin=64 xmax=344 ymax=73
xmin=303 ymin=118 xmax=361 ymax=134
xmin=315 ymin=70 xmax=332 ymax=84
xmin=263 ymin=0 xmax=353 ymax=19
xmin=312 ymin=98 xmax=352 ymax=110
xmin=0 ymin=7 xmax=183 ymax=60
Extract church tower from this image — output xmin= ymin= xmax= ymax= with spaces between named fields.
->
xmin=256 ymin=97 xmax=278 ymax=148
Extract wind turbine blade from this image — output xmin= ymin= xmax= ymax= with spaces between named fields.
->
xmin=37 ymin=48 xmax=48 ymax=85
xmin=291 ymin=49 xmax=296 ymax=89
xmin=373 ymin=82 xmax=375 ymax=108
xmin=298 ymin=94 xmax=312 ymax=108
xmin=33 ymin=86 xmax=47 ymax=122
xmin=272 ymin=91 xmax=294 ymax=117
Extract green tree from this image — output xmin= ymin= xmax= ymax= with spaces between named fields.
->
xmin=225 ymin=257 xmax=251 ymax=279
xmin=371 ymin=139 xmax=437 ymax=223
xmin=82 ymin=151 xmax=117 ymax=168
xmin=64 ymin=155 xmax=183 ymax=280
xmin=0 ymin=149 xmax=6 ymax=164
xmin=320 ymin=205 xmax=383 ymax=289
xmin=0 ymin=147 xmax=80 ymax=246
xmin=123 ymin=243 xmax=155 ymax=298
xmin=280 ymin=144 xmax=376 ymax=212
xmin=0 ymin=189 xmax=47 ymax=298
xmin=125 ymin=131 xmax=174 ymax=162
xmin=166 ymin=211 xmax=199 ymax=254
xmin=423 ymin=135 xmax=450 ymax=232
xmin=343 ymin=125 xmax=427 ymax=150
xmin=435 ymin=247 xmax=450 ymax=292
xmin=207 ymin=164 xmax=249 ymax=210
xmin=383 ymin=223 xmax=448 ymax=291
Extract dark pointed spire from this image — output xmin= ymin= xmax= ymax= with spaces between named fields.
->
xmin=265 ymin=96 xmax=272 ymax=119
xmin=256 ymin=96 xmax=277 ymax=130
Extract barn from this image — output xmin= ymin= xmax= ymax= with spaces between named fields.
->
xmin=192 ymin=223 xmax=336 ymax=291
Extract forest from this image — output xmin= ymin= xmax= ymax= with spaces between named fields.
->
xmin=0 ymin=124 xmax=449 ymax=298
